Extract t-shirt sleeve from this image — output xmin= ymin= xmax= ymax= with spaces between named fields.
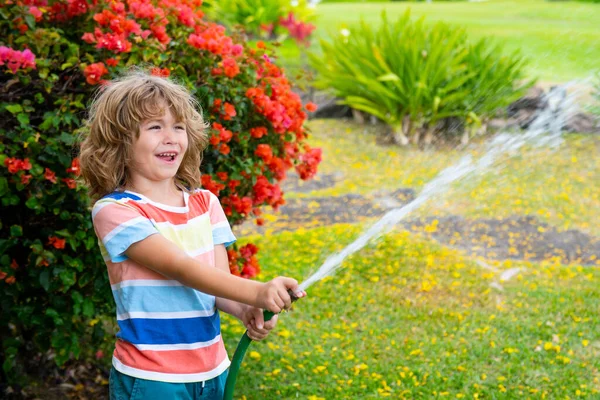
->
xmin=208 ymin=192 xmax=236 ymax=248
xmin=91 ymin=199 xmax=159 ymax=262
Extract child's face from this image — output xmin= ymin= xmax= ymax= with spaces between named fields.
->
xmin=129 ymin=106 xmax=188 ymax=187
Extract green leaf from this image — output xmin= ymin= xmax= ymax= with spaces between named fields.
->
xmin=82 ymin=298 xmax=94 ymax=318
xmin=0 ymin=177 xmax=8 ymax=197
xmin=40 ymin=269 xmax=50 ymax=291
xmin=25 ymin=196 xmax=40 ymax=211
xmin=6 ymin=104 xmax=23 ymax=114
xmin=10 ymin=225 xmax=23 ymax=237
xmin=59 ymin=269 xmax=76 ymax=288
xmin=377 ymin=73 xmax=400 ymax=82
xmin=17 ymin=113 xmax=30 ymax=126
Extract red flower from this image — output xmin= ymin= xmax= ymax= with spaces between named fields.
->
xmin=48 ymin=236 xmax=66 ymax=249
xmin=209 ymin=134 xmax=220 ymax=146
xmin=62 ymin=178 xmax=77 ymax=189
xmin=84 ymin=62 xmax=109 ymax=85
xmin=296 ymin=146 xmax=322 ymax=180
xmin=20 ymin=174 xmax=32 ymax=185
xmin=222 ymin=102 xmax=236 ymax=120
xmin=44 ymin=168 xmax=57 ymax=183
xmin=4 ymin=158 xmax=22 ymax=174
xmin=201 ymin=174 xmax=225 ymax=196
xmin=10 ymin=259 xmax=18 ymax=270
xmin=255 ymin=144 xmax=273 ymax=163
xmin=105 ymin=58 xmax=119 ymax=67
xmin=219 ymin=143 xmax=230 ymax=155
xmin=66 ymin=158 xmax=80 ymax=176
xmin=250 ymin=126 xmax=267 ymax=139
xmin=21 ymin=158 xmax=31 ymax=170
xmin=240 ymin=243 xmax=258 ymax=259
xmin=216 ymin=172 xmax=228 ymax=181
xmin=219 ymin=128 xmax=233 ymax=143
xmin=5 ymin=276 xmax=16 ymax=285
xmin=228 ymin=179 xmax=240 ymax=191
xmin=305 ymin=102 xmax=318 ymax=112
xmin=222 ymin=57 xmax=239 ymax=79
xmin=151 ymin=67 xmax=170 ymax=77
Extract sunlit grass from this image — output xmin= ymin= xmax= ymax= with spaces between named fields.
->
xmin=222 ymin=225 xmax=600 ymax=399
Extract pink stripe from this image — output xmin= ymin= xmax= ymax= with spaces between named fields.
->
xmin=107 ymin=251 xmax=216 ymax=285
xmin=114 ymin=339 xmax=228 ymax=374
xmin=106 ymin=259 xmax=169 ymax=285
xmin=207 ymin=194 xmax=229 ymax=224
xmin=94 ymin=204 xmax=143 ymax=239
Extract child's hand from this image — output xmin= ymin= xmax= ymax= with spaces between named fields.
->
xmin=241 ymin=307 xmax=278 ymax=341
xmin=258 ymin=276 xmax=302 ymax=313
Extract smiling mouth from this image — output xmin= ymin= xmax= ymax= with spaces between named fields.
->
xmin=156 ymin=152 xmax=177 ymax=162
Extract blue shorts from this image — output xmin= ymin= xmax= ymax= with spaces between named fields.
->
xmin=109 ymin=366 xmax=228 ymax=400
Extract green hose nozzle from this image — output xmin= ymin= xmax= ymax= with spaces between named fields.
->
xmin=223 ymin=290 xmax=300 ymax=400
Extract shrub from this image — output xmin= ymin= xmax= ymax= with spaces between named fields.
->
xmin=0 ymin=0 xmax=320 ymax=384
xmin=310 ymin=10 xmax=533 ymax=145
xmin=205 ymin=0 xmax=316 ymax=46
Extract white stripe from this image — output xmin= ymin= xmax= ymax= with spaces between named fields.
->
xmin=187 ymin=244 xmax=214 ymax=258
xmin=91 ymin=200 xmax=116 ymax=219
xmin=112 ymin=356 xmax=230 ymax=383
xmin=111 ymin=279 xmax=183 ymax=291
xmin=103 ymin=216 xmax=149 ymax=243
xmin=116 ymin=309 xmax=216 ymax=321
xmin=131 ymin=335 xmax=222 ymax=351
xmin=124 ymin=190 xmax=190 ymax=213
xmin=212 ymin=220 xmax=230 ymax=229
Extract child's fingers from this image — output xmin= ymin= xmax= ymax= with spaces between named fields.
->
xmin=263 ymin=314 xmax=278 ymax=330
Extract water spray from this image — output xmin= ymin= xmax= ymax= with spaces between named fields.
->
xmin=223 ymin=289 xmax=301 ymax=400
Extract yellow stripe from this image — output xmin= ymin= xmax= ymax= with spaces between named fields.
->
xmin=155 ymin=214 xmax=213 ymax=253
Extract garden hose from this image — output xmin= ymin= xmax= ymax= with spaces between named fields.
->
xmin=223 ymin=290 xmax=300 ymax=400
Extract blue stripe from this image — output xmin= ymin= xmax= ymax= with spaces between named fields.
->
xmin=116 ymin=313 xmax=221 ymax=345
xmin=102 ymin=191 xmax=142 ymax=201
xmin=113 ymin=286 xmax=216 ymax=315
xmin=213 ymin=226 xmax=236 ymax=248
xmin=105 ymin=220 xmax=157 ymax=262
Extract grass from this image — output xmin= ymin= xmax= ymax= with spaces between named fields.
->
xmin=221 ymin=119 xmax=600 ymax=398
xmin=278 ymin=0 xmax=600 ymax=83
xmin=222 ymin=225 xmax=600 ymax=399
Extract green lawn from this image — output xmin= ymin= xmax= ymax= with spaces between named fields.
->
xmin=221 ymin=119 xmax=600 ymax=398
xmin=279 ymin=0 xmax=600 ymax=83
xmin=223 ymin=225 xmax=600 ymax=399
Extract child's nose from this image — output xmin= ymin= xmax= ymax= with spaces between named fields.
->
xmin=163 ymin=127 xmax=178 ymax=143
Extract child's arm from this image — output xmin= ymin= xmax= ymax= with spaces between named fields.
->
xmin=213 ymin=244 xmax=287 ymax=340
xmin=125 ymin=234 xmax=296 ymax=313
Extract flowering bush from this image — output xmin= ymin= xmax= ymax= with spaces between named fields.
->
xmin=0 ymin=0 xmax=320 ymax=382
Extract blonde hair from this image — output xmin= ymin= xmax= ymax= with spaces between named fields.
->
xmin=79 ymin=68 xmax=208 ymax=201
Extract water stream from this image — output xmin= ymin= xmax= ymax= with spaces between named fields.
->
xmin=297 ymin=84 xmax=581 ymax=292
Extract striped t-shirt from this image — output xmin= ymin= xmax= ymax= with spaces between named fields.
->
xmin=91 ymin=189 xmax=236 ymax=383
